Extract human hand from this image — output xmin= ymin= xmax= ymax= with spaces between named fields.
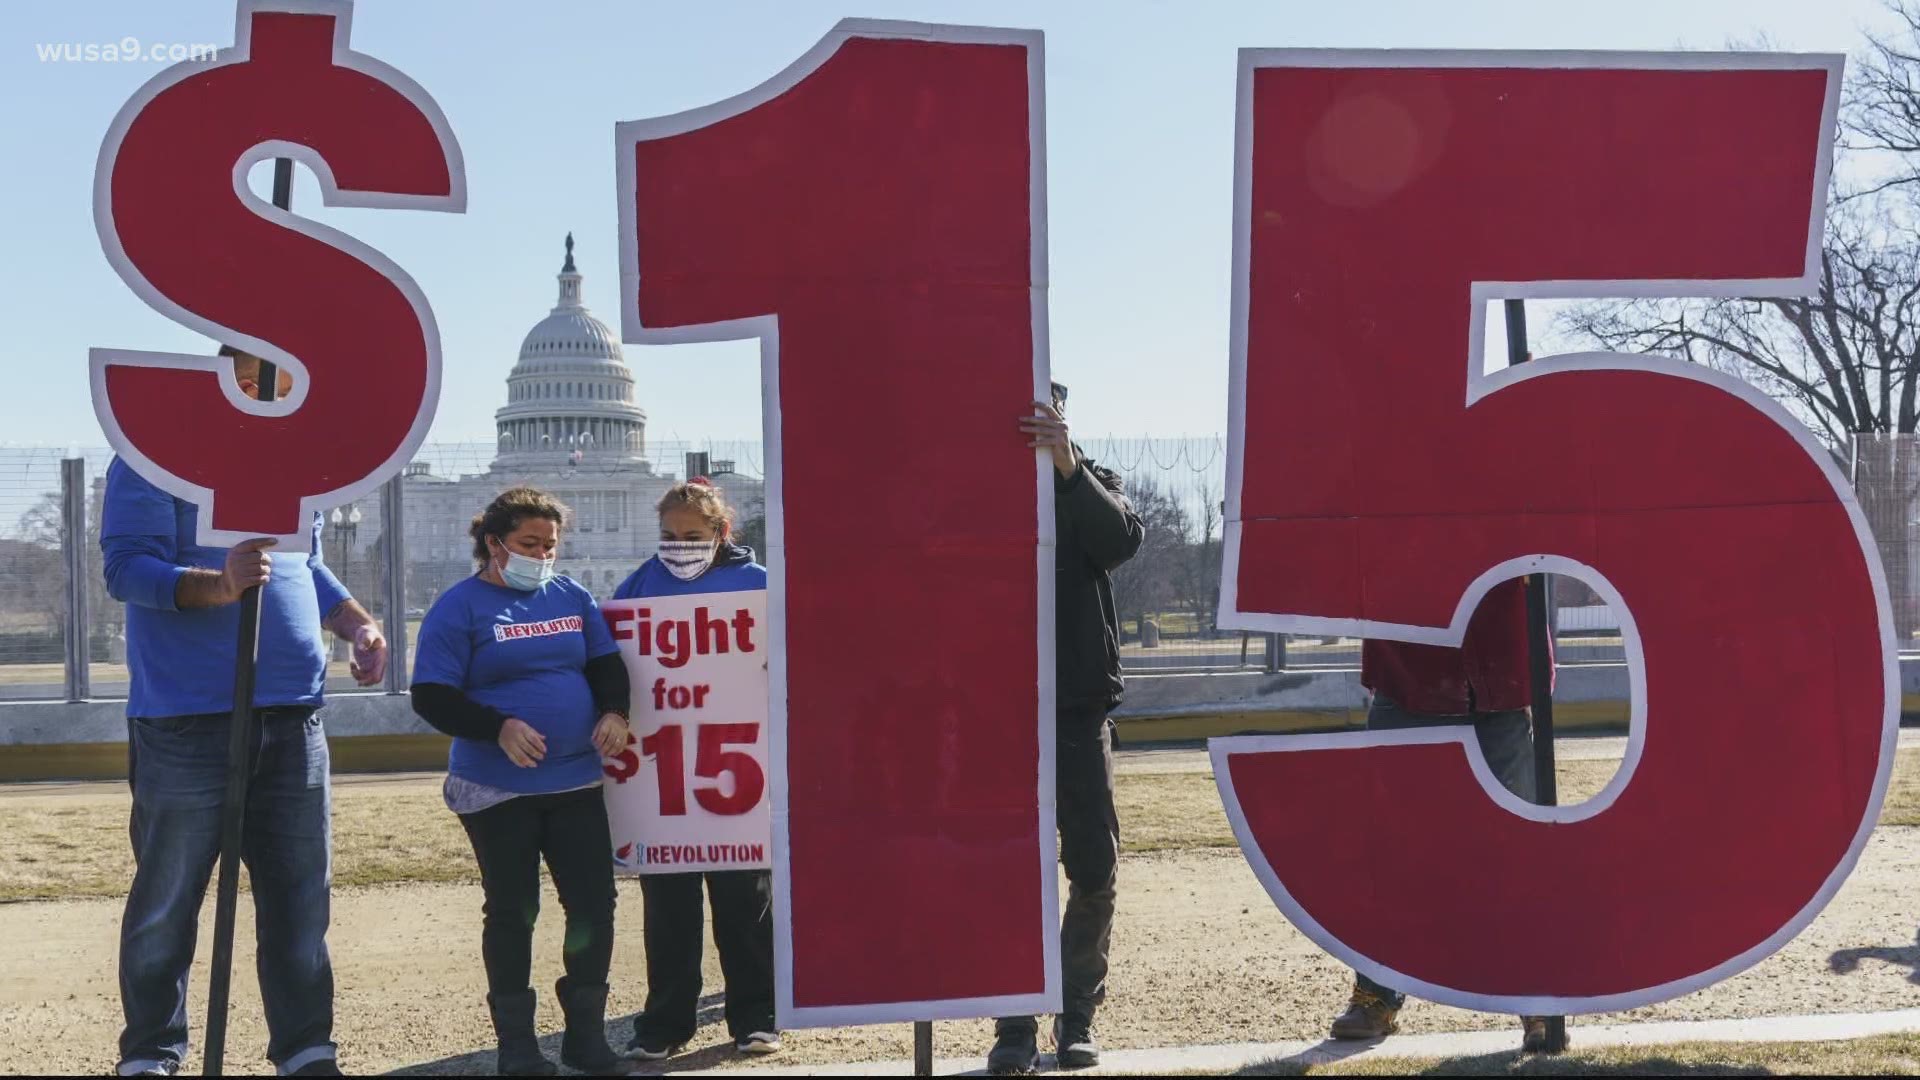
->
xmin=592 ymin=712 xmax=630 ymax=759
xmin=1020 ymin=400 xmax=1078 ymax=478
xmin=221 ymin=538 xmax=277 ymax=601
xmin=349 ymin=624 xmax=388 ymax=686
xmin=498 ymin=718 xmax=547 ymax=768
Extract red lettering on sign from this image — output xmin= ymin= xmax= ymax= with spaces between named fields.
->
xmin=1213 ymin=54 xmax=1893 ymax=1013
xmin=492 ymin=616 xmax=583 ymax=643
xmin=618 ymin=20 xmax=1054 ymax=1025
xmin=693 ymin=723 xmax=766 ymax=817
xmin=89 ymin=1 xmax=464 ymax=548
xmin=695 ymin=606 xmax=729 ymax=654
xmin=656 ymin=618 xmax=690 ymax=670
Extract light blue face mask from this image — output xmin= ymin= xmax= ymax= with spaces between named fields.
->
xmin=493 ymin=542 xmax=555 ymax=591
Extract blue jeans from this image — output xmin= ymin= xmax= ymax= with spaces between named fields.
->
xmin=1353 ymin=695 xmax=1535 ymax=1011
xmin=117 ymin=708 xmax=335 ymax=1076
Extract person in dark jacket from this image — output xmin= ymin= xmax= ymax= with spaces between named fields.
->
xmin=613 ymin=479 xmax=780 ymax=1062
xmin=409 ymin=487 xmax=635 ymax=1076
xmin=989 ymin=383 xmax=1146 ymax=1075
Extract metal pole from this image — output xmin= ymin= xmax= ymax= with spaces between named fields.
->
xmin=1265 ymin=632 xmax=1285 ymax=674
xmin=1504 ymin=298 xmax=1570 ymax=1055
xmin=204 ymin=155 xmax=292 ymax=1076
xmin=382 ymin=474 xmax=409 ymax=694
xmin=62 ymin=458 xmax=91 ymax=702
xmin=913 ymin=1021 xmax=933 ymax=1076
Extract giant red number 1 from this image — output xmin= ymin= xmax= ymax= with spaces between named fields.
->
xmin=1213 ymin=52 xmax=1896 ymax=1011
xmin=617 ymin=21 xmax=1056 ymax=1025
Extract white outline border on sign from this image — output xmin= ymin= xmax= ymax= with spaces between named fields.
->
xmin=1211 ymin=49 xmax=1897 ymax=1015
xmin=614 ymin=18 xmax=1059 ymax=1029
xmin=88 ymin=0 xmax=465 ymax=553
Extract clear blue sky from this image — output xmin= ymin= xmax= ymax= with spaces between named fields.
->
xmin=0 ymin=0 xmax=1899 ymax=447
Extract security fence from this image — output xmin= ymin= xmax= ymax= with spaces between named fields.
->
xmin=4 ymin=433 xmax=1907 ymax=702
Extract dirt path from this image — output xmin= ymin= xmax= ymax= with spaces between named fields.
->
xmin=6 ymin=832 xmax=1920 ymax=1076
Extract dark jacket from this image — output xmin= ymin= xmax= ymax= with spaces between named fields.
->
xmin=1055 ymin=453 xmax=1146 ymax=710
xmin=1360 ymin=578 xmax=1549 ymax=715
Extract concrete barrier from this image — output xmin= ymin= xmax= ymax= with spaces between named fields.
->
xmin=4 ymin=658 xmax=1916 ymax=781
xmin=0 ymin=694 xmax=451 ymax=782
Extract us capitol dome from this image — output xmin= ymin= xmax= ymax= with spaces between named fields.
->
xmin=492 ymin=233 xmax=648 ymax=469
xmin=348 ymin=235 xmax=765 ymax=607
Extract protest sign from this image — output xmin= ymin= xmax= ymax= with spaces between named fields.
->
xmin=602 ymin=593 xmax=772 ymax=875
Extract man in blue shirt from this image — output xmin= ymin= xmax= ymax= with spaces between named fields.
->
xmin=102 ymin=349 xmax=388 ymax=1078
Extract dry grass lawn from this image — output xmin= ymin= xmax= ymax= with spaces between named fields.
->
xmin=6 ymin=747 xmax=1920 ymax=903
xmin=6 ymin=737 xmax=1920 ymax=1075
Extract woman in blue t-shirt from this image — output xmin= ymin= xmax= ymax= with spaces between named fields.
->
xmin=410 ymin=487 xmax=635 ymax=1077
xmin=615 ymin=479 xmax=780 ymax=1062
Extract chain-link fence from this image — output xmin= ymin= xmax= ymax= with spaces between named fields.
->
xmin=0 ymin=441 xmax=773 ymax=703
xmin=1087 ymin=438 xmax=1619 ymax=673
xmin=1854 ymin=434 xmax=1920 ymax=649
xmin=2 ymin=433 xmax=1910 ymax=701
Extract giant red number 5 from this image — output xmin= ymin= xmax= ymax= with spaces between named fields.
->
xmin=617 ymin=21 xmax=1055 ymax=1026
xmin=1213 ymin=52 xmax=1896 ymax=1011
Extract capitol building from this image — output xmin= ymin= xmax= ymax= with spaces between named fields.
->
xmin=345 ymin=236 xmax=765 ymax=607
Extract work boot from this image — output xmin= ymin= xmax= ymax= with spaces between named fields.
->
xmin=1054 ymin=1014 xmax=1101 ymax=1069
xmin=622 ymin=1026 xmax=684 ymax=1062
xmin=735 ymin=1031 xmax=783 ymax=1055
xmin=1329 ymin=987 xmax=1400 ymax=1040
xmin=555 ymin=977 xmax=636 ymax=1075
xmin=486 ymin=989 xmax=557 ymax=1077
xmin=987 ymin=1018 xmax=1041 ymax=1075
xmin=1522 ymin=1016 xmax=1570 ymax=1054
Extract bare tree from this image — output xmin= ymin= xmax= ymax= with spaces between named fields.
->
xmin=8 ymin=495 xmax=74 ymax=650
xmin=1559 ymin=3 xmax=1920 ymax=635
xmin=1106 ymin=473 xmax=1190 ymax=641
xmin=734 ymin=511 xmax=768 ymax=559
xmin=1176 ymin=477 xmax=1223 ymax=635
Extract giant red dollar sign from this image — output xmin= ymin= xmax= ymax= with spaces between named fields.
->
xmin=1213 ymin=53 xmax=1894 ymax=1012
xmin=90 ymin=0 xmax=464 ymax=548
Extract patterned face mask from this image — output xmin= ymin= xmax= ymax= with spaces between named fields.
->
xmin=658 ymin=540 xmax=718 ymax=582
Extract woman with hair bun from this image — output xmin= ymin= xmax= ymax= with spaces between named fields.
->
xmin=613 ymin=478 xmax=780 ymax=1061
xmin=410 ymin=486 xmax=635 ymax=1076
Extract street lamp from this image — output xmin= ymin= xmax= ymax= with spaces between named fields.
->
xmin=341 ymin=505 xmax=361 ymax=587
xmin=327 ymin=506 xmax=364 ymax=665
xmin=330 ymin=507 xmax=346 ymax=582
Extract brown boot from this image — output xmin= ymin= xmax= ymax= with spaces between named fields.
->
xmin=1329 ymin=988 xmax=1400 ymax=1040
xmin=1522 ymin=1016 xmax=1570 ymax=1054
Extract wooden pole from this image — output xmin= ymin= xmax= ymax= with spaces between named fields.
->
xmin=202 ymin=156 xmax=292 ymax=1076
xmin=1504 ymin=298 xmax=1570 ymax=1055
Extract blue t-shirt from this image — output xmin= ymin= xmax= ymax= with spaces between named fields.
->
xmin=412 ymin=573 xmax=619 ymax=794
xmin=612 ymin=546 xmax=767 ymax=601
xmin=100 ymin=458 xmax=351 ymax=719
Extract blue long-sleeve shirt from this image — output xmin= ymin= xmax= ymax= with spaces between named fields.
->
xmin=101 ymin=458 xmax=352 ymax=718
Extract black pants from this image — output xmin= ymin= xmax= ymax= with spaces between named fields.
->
xmin=633 ymin=870 xmax=775 ymax=1043
xmin=1002 ymin=704 xmax=1120 ymax=1033
xmin=459 ymin=787 xmax=617 ymax=996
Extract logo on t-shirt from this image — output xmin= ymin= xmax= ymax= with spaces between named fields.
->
xmin=493 ymin=615 xmax=585 ymax=643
